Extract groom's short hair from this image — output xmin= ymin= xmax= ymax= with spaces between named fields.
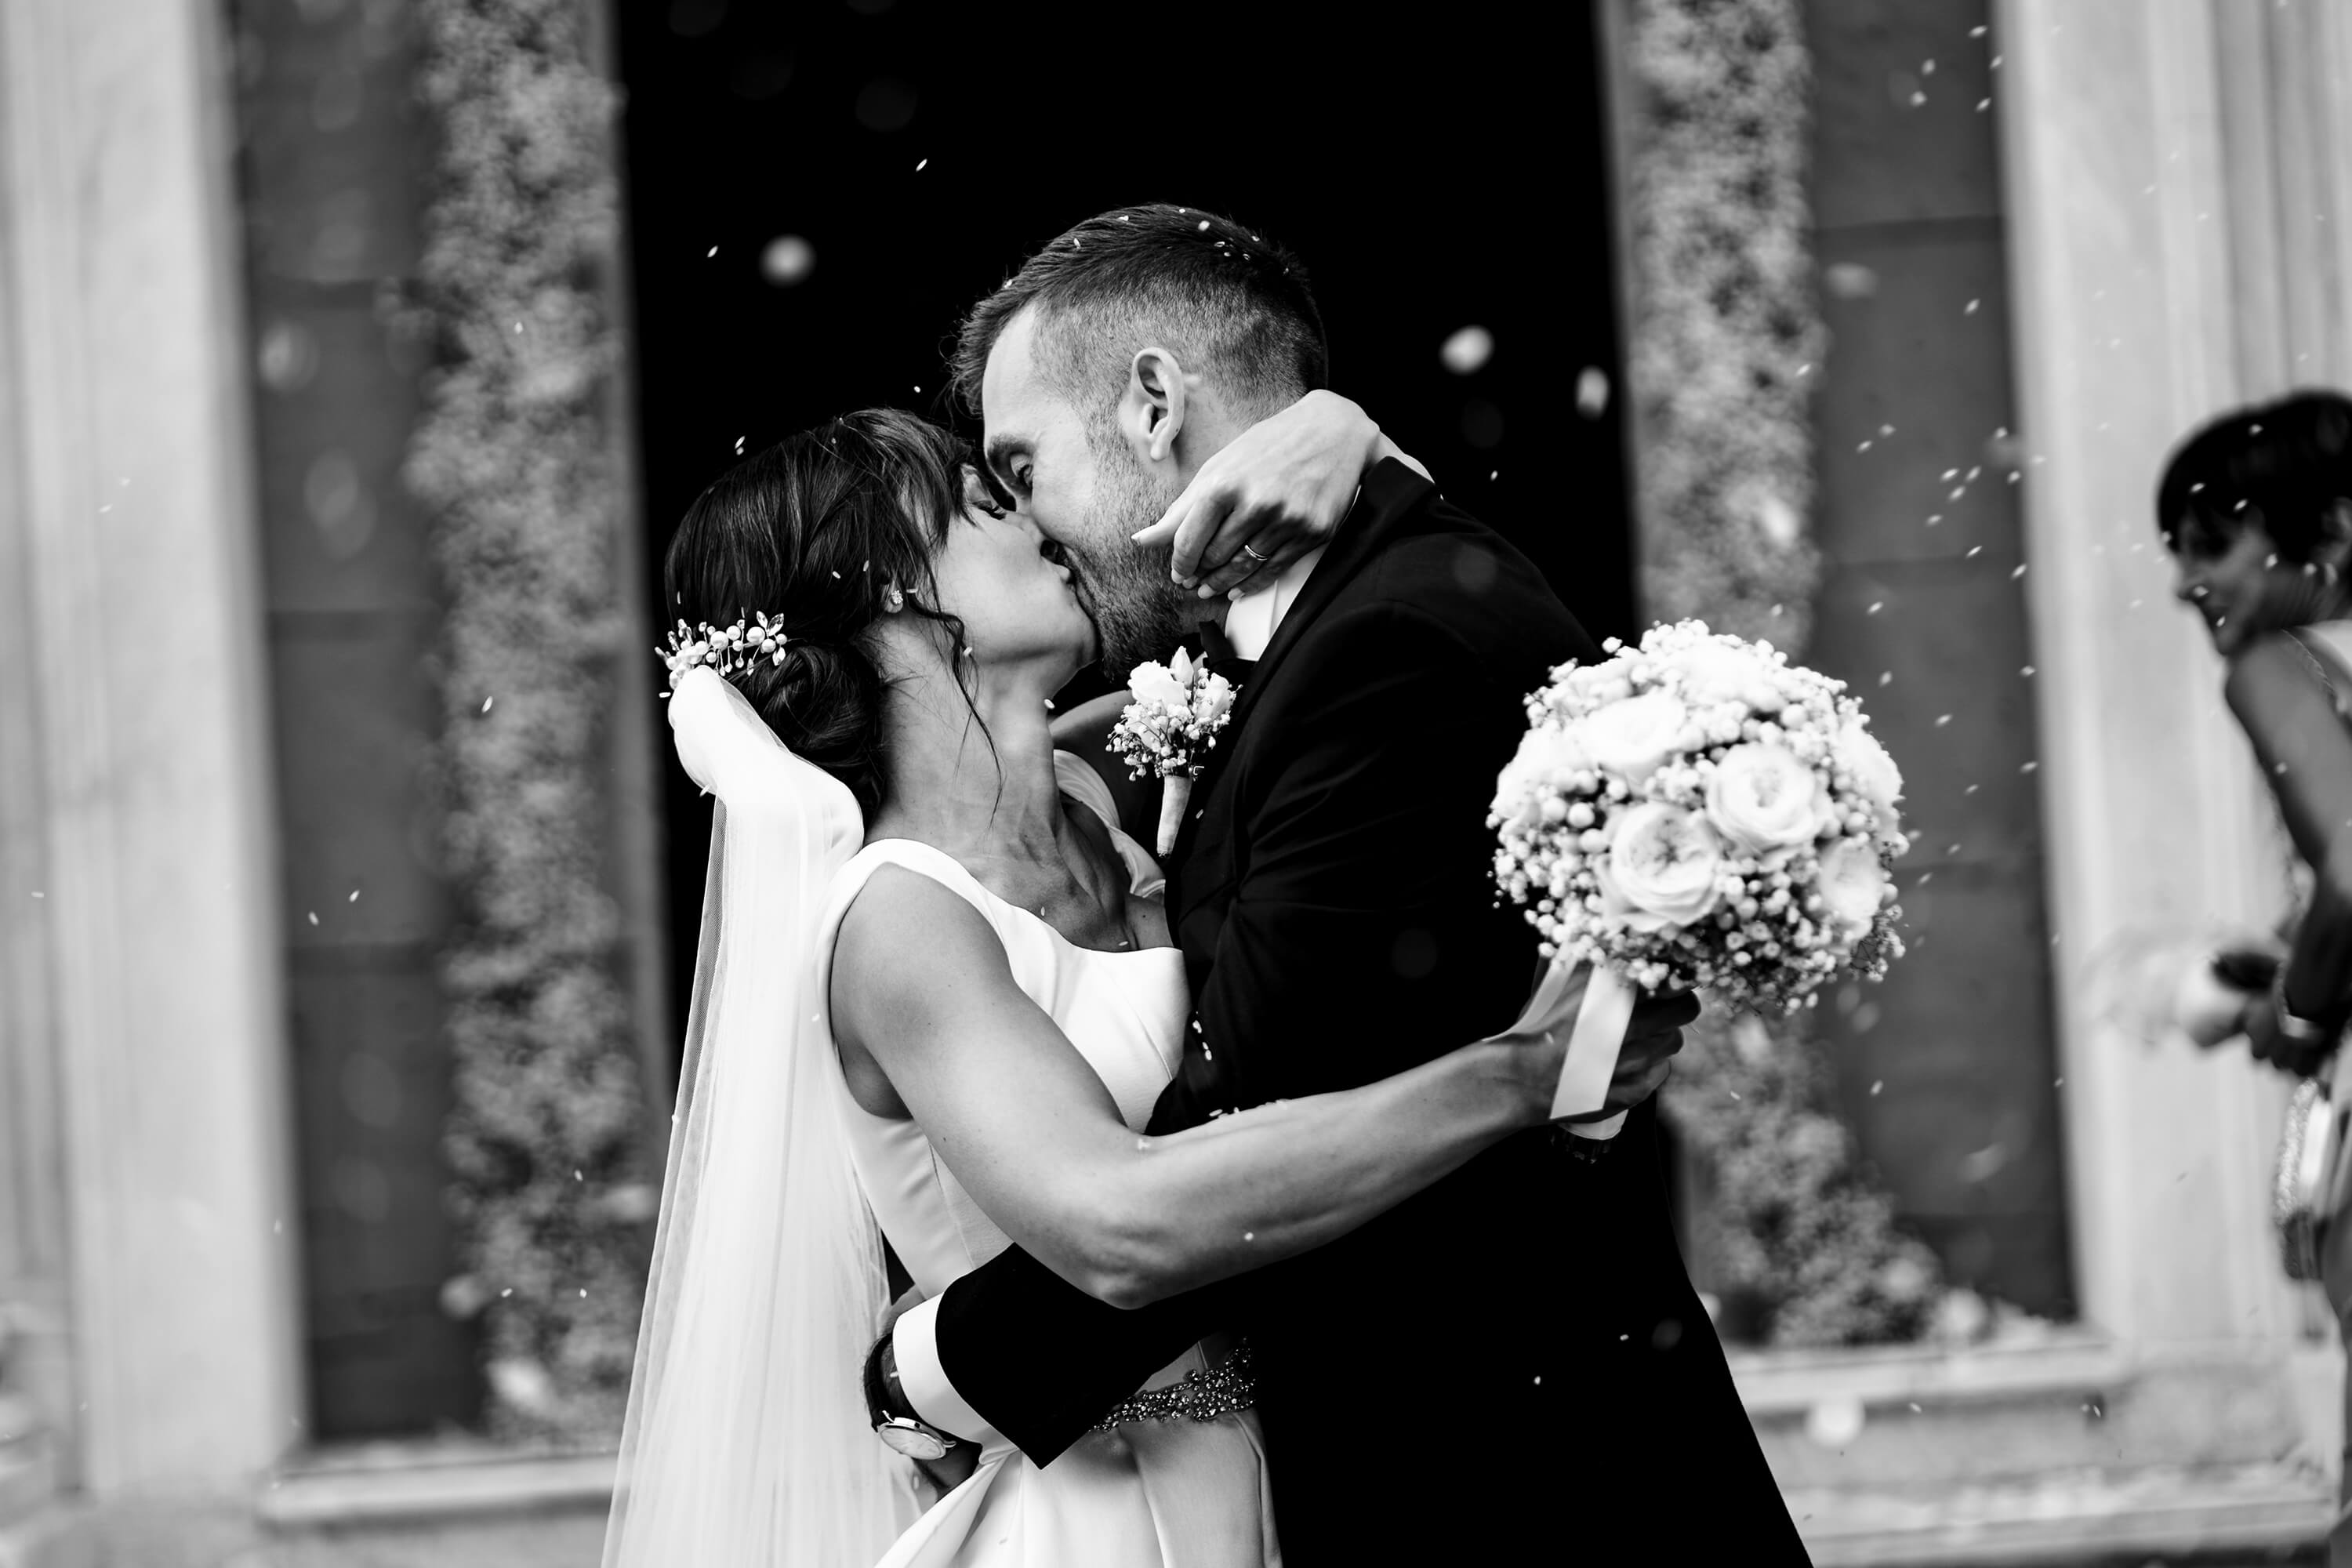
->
xmin=951 ymin=204 xmax=1328 ymax=426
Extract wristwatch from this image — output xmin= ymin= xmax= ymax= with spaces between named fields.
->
xmin=862 ymin=1328 xmax=971 ymax=1463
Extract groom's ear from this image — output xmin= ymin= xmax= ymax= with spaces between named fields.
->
xmin=1120 ymin=347 xmax=1189 ymax=467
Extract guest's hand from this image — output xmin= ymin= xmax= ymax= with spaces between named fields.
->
xmin=2211 ymin=943 xmax=2283 ymax=993
xmin=1132 ymin=389 xmax=1383 ymax=600
xmin=2176 ymin=949 xmax=2267 ymax=1047
xmin=2241 ymin=993 xmax=2336 ymax=1080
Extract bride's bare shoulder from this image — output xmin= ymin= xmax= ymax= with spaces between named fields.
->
xmin=829 ymin=864 xmax=1022 ymax=1094
xmin=833 ymin=864 xmax=999 ymax=993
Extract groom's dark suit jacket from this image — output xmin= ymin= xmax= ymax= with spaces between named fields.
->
xmin=932 ymin=463 xmax=1808 ymax=1563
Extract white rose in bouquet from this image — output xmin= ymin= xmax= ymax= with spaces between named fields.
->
xmin=1563 ymin=662 xmax=1634 ymax=706
xmin=1579 ymin=691 xmax=1689 ymax=786
xmin=1817 ymin=837 xmax=1892 ymax=936
xmin=1836 ymin=720 xmax=1904 ymax=814
xmin=1493 ymin=723 xmax=1595 ymax=822
xmin=1705 ymin=743 xmax=1833 ymax=856
xmin=1595 ymin=803 xmax=1725 ymax=932
xmin=1668 ymin=641 xmax=1785 ymax=712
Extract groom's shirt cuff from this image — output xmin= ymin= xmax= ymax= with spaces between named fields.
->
xmin=893 ymin=1297 xmax=1002 ymax=1446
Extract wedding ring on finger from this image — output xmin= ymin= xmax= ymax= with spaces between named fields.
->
xmin=1240 ymin=545 xmax=1269 ymax=564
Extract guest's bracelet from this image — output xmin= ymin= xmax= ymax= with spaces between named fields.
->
xmin=2270 ymin=971 xmax=2336 ymax=1047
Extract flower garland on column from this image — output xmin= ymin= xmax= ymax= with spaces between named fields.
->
xmin=405 ymin=0 xmax=650 ymax=1438
xmin=1627 ymin=0 xmax=1824 ymax=651
xmin=1624 ymin=0 xmax=1947 ymax=1346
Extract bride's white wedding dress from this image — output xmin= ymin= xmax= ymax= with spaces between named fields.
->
xmin=818 ymin=754 xmax=1281 ymax=1568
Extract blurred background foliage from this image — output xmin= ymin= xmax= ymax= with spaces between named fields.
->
xmin=1629 ymin=0 xmax=1825 ymax=652
xmin=405 ymin=0 xmax=652 ymax=1439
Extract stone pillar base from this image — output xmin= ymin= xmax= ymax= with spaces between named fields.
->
xmin=0 ymin=1513 xmax=89 ymax=1568
xmin=0 ymin=1406 xmax=88 ymax=1568
xmin=0 ymin=1448 xmax=86 ymax=1568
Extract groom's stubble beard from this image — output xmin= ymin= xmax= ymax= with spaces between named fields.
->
xmin=1062 ymin=426 xmax=1194 ymax=673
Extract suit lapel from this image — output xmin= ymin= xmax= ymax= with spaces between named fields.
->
xmin=1167 ymin=459 xmax=1438 ymax=873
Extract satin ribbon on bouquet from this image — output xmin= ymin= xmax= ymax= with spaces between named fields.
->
xmin=1481 ymin=959 xmax=1642 ymax=1142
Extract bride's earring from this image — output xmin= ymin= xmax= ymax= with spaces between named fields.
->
xmin=883 ymin=583 xmax=906 ymax=612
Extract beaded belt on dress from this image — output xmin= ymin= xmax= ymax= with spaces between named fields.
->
xmin=1088 ymin=1341 xmax=1257 ymax=1431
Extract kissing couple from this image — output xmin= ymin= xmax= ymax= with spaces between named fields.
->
xmin=602 ymin=204 xmax=1811 ymax=1566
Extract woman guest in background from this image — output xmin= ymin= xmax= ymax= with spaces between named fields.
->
xmin=2159 ymin=387 xmax=2352 ymax=1563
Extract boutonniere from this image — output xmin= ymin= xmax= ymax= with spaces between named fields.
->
xmin=1109 ymin=648 xmax=1240 ymax=855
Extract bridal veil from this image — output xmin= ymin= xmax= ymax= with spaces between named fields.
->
xmin=603 ymin=666 xmax=920 ymax=1566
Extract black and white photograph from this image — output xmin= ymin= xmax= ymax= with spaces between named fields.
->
xmin=2 ymin=1 xmax=2350 ymax=1563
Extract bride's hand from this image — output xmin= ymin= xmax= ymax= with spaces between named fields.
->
xmin=1584 ymin=1004 xmax=1692 ymax=1119
xmin=1131 ymin=390 xmax=1430 ymax=601
xmin=1489 ymin=982 xmax=1700 ymax=1123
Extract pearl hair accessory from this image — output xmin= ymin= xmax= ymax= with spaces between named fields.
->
xmin=659 ymin=612 xmax=789 ymax=695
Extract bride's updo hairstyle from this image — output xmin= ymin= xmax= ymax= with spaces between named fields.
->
xmin=663 ymin=408 xmax=986 ymax=816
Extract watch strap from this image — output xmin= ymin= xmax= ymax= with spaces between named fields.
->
xmin=862 ymin=1327 xmax=907 ymax=1425
xmin=866 ymin=1327 xmax=972 ymax=1454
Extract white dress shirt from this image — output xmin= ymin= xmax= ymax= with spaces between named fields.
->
xmin=1217 ymin=544 xmax=1325 ymax=661
xmin=890 ymin=545 xmax=1330 ymax=1443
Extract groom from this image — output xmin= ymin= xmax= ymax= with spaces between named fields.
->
xmin=870 ymin=205 xmax=1808 ymax=1562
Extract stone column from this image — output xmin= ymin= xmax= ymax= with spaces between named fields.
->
xmin=0 ymin=137 xmax=71 ymax=1530
xmin=1994 ymin=0 xmax=2352 ymax=1357
xmin=0 ymin=0 xmax=303 ymax=1497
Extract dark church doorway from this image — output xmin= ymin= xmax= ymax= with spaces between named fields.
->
xmin=611 ymin=0 xmax=1643 ymax=1059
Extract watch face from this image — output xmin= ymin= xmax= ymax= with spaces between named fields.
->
xmin=877 ymin=1421 xmax=949 ymax=1462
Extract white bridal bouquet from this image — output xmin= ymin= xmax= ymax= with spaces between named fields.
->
xmin=1489 ymin=621 xmax=1909 ymax=1129
xmin=1109 ymin=648 xmax=1240 ymax=855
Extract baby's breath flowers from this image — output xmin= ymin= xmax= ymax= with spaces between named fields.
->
xmin=1109 ymin=648 xmax=1238 ymax=855
xmin=1490 ymin=620 xmax=1907 ymax=1013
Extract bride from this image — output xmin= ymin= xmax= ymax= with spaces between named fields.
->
xmin=601 ymin=397 xmax=1672 ymax=1566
